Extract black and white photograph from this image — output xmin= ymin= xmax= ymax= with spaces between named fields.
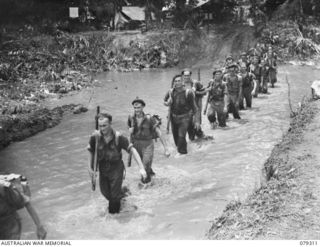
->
xmin=1 ymin=0 xmax=320 ymax=242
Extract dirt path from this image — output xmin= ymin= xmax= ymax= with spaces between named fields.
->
xmin=208 ymin=100 xmax=320 ymax=239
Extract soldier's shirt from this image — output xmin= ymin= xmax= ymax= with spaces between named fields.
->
xmin=164 ymin=88 xmax=198 ymax=116
xmin=242 ymin=73 xmax=256 ymax=89
xmin=127 ymin=113 xmax=158 ymax=141
xmin=223 ymin=74 xmax=243 ymax=95
xmin=88 ymin=130 xmax=132 ymax=174
xmin=249 ymin=64 xmax=262 ymax=79
xmin=0 ymin=185 xmax=27 ymax=216
xmin=184 ymin=79 xmax=206 ymax=98
xmin=208 ymin=80 xmax=228 ymax=102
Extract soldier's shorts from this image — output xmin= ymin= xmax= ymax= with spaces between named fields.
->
xmin=254 ymin=79 xmax=261 ymax=97
xmin=207 ymin=101 xmax=226 ymax=127
xmin=269 ymin=68 xmax=277 ymax=86
xmin=133 ymin=139 xmax=154 ymax=183
xmin=228 ymin=94 xmax=241 ymax=119
xmin=240 ymin=87 xmax=252 ymax=109
xmin=171 ymin=113 xmax=192 ymax=154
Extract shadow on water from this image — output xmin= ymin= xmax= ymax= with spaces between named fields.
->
xmin=236 ymin=119 xmax=250 ymax=125
xmin=0 ymin=65 xmax=318 ymax=239
xmin=257 ymin=95 xmax=269 ymax=99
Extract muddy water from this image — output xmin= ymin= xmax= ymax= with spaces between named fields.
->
xmin=0 ymin=65 xmax=319 ymax=239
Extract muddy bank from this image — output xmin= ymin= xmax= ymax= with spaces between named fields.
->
xmin=207 ymin=99 xmax=320 ymax=239
xmin=0 ymin=104 xmax=87 ymax=151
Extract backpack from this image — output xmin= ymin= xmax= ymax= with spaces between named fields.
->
xmin=128 ymin=114 xmax=161 ymax=140
xmin=242 ymin=73 xmax=254 ymax=88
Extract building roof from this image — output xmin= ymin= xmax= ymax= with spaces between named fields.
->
xmin=194 ymin=0 xmax=211 ymax=8
xmin=122 ymin=6 xmax=145 ymax=21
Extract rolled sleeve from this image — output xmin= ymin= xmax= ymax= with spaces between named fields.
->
xmin=87 ymin=135 xmax=95 ymax=153
xmin=118 ymin=135 xmax=131 ymax=153
xmin=5 ymin=186 xmax=27 ymax=210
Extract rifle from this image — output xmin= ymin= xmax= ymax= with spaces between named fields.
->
xmin=91 ymin=106 xmax=100 ymax=191
xmin=127 ymin=116 xmax=133 ymax=167
xmin=166 ymin=106 xmax=171 ymax=134
xmin=197 ymin=68 xmax=202 ymax=124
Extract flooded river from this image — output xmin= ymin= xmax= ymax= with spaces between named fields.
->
xmin=0 ymin=64 xmax=319 ymax=239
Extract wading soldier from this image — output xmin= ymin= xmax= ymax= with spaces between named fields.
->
xmin=0 ymin=174 xmax=47 ymax=240
xmin=238 ymin=52 xmax=250 ymax=71
xmin=203 ymin=69 xmax=228 ymax=128
xmin=88 ymin=113 xmax=147 ymax=214
xmin=223 ymin=64 xmax=242 ymax=119
xmin=164 ymin=74 xmax=199 ymax=156
xmin=260 ymin=59 xmax=269 ymax=94
xmin=181 ymin=68 xmax=207 ymax=140
xmin=128 ymin=98 xmax=170 ymax=184
xmin=264 ymin=46 xmax=277 ymax=88
xmin=239 ymin=64 xmax=257 ymax=110
xmin=249 ymin=55 xmax=262 ymax=97
xmin=223 ymin=55 xmax=235 ymax=74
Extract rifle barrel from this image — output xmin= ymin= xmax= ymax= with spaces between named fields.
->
xmin=92 ymin=105 xmax=100 ymax=191
xmin=95 ymin=106 xmax=100 ymax=130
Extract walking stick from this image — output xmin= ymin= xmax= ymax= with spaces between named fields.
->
xmin=91 ymin=106 xmax=100 ymax=191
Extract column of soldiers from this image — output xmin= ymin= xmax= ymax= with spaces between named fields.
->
xmin=86 ymin=44 xmax=278 ymax=216
xmin=1 ymin=44 xmax=278 ymax=239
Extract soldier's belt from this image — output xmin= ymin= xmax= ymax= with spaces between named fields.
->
xmin=171 ymin=112 xmax=192 ymax=118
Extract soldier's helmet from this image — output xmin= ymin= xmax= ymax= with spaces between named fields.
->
xmin=227 ymin=63 xmax=238 ymax=70
xmin=226 ymin=55 xmax=234 ymax=61
xmin=241 ymin=52 xmax=247 ymax=57
xmin=181 ymin=68 xmax=192 ymax=75
xmin=132 ymin=97 xmax=146 ymax=107
xmin=212 ymin=68 xmax=223 ymax=76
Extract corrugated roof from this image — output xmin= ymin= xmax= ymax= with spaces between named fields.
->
xmin=122 ymin=6 xmax=145 ymax=21
xmin=195 ymin=0 xmax=210 ymax=8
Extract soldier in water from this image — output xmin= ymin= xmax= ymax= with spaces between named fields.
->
xmin=239 ymin=64 xmax=257 ymax=110
xmin=203 ymin=68 xmax=228 ymax=128
xmin=223 ymin=64 xmax=243 ymax=119
xmin=181 ymin=68 xmax=211 ymax=141
xmin=88 ymin=113 xmax=147 ymax=214
xmin=164 ymin=74 xmax=199 ymax=156
xmin=128 ymin=98 xmax=170 ymax=184
xmin=0 ymin=174 xmax=47 ymax=240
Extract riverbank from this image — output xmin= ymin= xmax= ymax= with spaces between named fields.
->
xmin=0 ymin=24 xmax=257 ymax=151
xmin=0 ymin=104 xmax=87 ymax=150
xmin=207 ymin=98 xmax=320 ymax=239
